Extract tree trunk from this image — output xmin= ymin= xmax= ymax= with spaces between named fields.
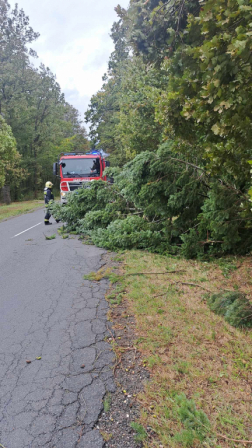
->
xmin=1 ymin=185 xmax=11 ymax=204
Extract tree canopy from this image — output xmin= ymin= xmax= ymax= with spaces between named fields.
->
xmin=0 ymin=115 xmax=17 ymax=188
xmin=82 ymin=0 xmax=252 ymax=257
xmin=0 ymin=0 xmax=89 ymax=200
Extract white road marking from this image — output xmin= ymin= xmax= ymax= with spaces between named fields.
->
xmin=11 ymin=222 xmax=42 ymax=238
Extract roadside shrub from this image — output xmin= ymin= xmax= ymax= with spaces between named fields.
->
xmin=208 ymin=292 xmax=252 ymax=328
xmin=208 ymin=291 xmax=239 ymax=316
xmin=225 ymin=297 xmax=252 ymax=328
xmin=174 ymin=394 xmax=211 ymax=446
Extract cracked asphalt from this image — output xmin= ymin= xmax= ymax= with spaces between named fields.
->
xmin=0 ymin=209 xmax=115 ymax=448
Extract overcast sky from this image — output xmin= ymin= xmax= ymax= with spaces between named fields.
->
xmin=8 ymin=0 xmax=129 ymax=131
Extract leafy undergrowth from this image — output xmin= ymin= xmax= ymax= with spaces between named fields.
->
xmin=44 ymin=233 xmax=56 ymax=240
xmin=109 ymin=251 xmax=252 ymax=447
xmin=0 ymin=200 xmax=43 ymax=221
xmin=208 ymin=292 xmax=252 ymax=328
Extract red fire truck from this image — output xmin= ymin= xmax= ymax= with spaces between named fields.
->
xmin=53 ymin=151 xmax=110 ymax=203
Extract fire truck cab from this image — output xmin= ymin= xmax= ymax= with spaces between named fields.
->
xmin=53 ymin=151 xmax=110 ymax=203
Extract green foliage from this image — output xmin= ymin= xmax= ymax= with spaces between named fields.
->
xmin=119 ymin=0 xmax=199 ymax=65
xmin=51 ymin=139 xmax=252 ymax=256
xmin=103 ymin=393 xmax=111 ymax=412
xmin=51 ymin=203 xmax=63 ymax=223
xmin=0 ymin=115 xmax=18 ymax=188
xmin=155 ymin=0 xmax=252 ymax=181
xmin=130 ymin=422 xmax=147 ymax=443
xmin=85 ymin=12 xmax=129 ymax=163
xmin=116 ymin=57 xmax=163 ymax=160
xmin=44 ymin=233 xmax=56 ymax=240
xmin=51 ymin=180 xmax=123 ymax=230
xmin=249 ymin=161 xmax=252 ymax=208
xmin=180 ymin=229 xmax=204 ymax=260
xmin=217 ymin=258 xmax=238 ymax=278
xmin=208 ymin=292 xmax=252 ymax=328
xmin=85 ymin=77 xmax=121 ymax=162
xmin=194 ymin=182 xmax=252 ymax=257
xmin=55 ymin=134 xmax=89 ymax=155
xmin=73 ymin=0 xmax=252 ymax=258
xmin=0 ymin=0 xmax=89 ymax=200
xmin=51 ymin=143 xmax=208 ymax=253
xmin=174 ymin=393 xmax=211 ymax=446
xmin=90 ymin=216 xmax=164 ymax=251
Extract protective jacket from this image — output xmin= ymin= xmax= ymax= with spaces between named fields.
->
xmin=44 ymin=187 xmax=54 ymax=205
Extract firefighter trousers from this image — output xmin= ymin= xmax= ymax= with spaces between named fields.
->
xmin=44 ymin=207 xmax=51 ymax=224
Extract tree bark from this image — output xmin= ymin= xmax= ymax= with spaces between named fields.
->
xmin=1 ymin=185 xmax=11 ymax=204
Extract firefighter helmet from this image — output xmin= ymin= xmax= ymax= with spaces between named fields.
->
xmin=45 ymin=181 xmax=53 ymax=188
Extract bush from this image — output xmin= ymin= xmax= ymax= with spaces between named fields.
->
xmin=208 ymin=291 xmax=239 ymax=316
xmin=225 ymin=297 xmax=252 ymax=328
xmin=208 ymin=292 xmax=252 ymax=328
xmin=174 ymin=393 xmax=211 ymax=446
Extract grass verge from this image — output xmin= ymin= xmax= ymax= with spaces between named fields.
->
xmin=0 ymin=200 xmax=44 ymax=221
xmin=106 ymin=251 xmax=252 ymax=447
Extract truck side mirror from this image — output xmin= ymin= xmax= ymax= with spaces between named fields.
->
xmin=53 ymin=162 xmax=58 ymax=176
xmin=105 ymin=160 xmax=110 ymax=167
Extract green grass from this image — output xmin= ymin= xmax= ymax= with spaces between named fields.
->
xmin=103 ymin=393 xmax=111 ymax=412
xmin=0 ymin=200 xmax=44 ymax=221
xmin=83 ymin=250 xmax=252 ymax=447
xmin=130 ymin=422 xmax=148 ymax=442
xmin=109 ymin=251 xmax=252 ymax=448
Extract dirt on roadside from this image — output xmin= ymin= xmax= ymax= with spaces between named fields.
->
xmin=96 ymin=253 xmax=150 ymax=448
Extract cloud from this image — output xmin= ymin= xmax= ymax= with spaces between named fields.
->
xmin=63 ymin=88 xmax=90 ymax=118
xmin=35 ymin=31 xmax=112 ymax=98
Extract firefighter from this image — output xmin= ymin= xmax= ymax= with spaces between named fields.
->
xmin=44 ymin=181 xmax=54 ymax=225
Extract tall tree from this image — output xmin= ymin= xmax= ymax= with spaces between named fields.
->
xmin=116 ymin=56 xmax=163 ymax=160
xmin=154 ymin=0 xmax=252 ymax=182
xmin=0 ymin=115 xmax=19 ymax=203
xmin=83 ymin=0 xmax=252 ymax=257
xmin=0 ymin=0 xmax=89 ymax=199
xmin=85 ymin=13 xmax=129 ymax=163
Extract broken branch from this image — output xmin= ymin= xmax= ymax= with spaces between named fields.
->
xmin=125 ymin=270 xmax=185 ymax=276
xmin=216 ymin=433 xmax=252 ymax=444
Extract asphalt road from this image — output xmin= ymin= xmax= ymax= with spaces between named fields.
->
xmin=0 ymin=209 xmax=115 ymax=448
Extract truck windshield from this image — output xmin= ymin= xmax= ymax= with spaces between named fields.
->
xmin=61 ymin=158 xmax=101 ymax=178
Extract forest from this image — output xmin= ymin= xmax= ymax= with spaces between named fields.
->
xmin=0 ymin=0 xmax=89 ymax=203
xmin=52 ymin=0 xmax=252 ymax=258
